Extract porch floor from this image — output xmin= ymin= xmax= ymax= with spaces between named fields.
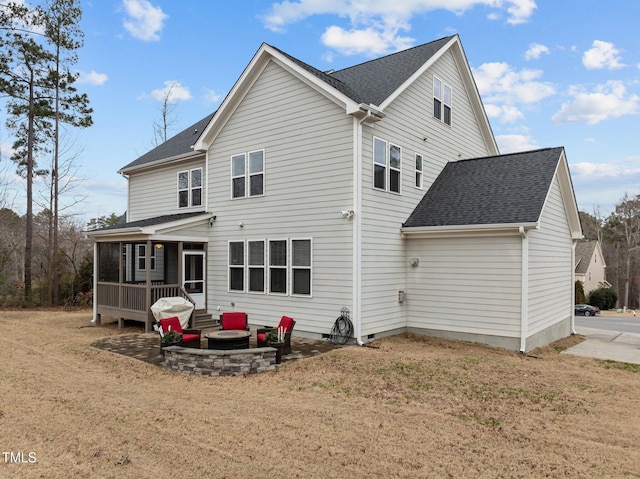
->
xmin=91 ymin=323 xmax=339 ymax=367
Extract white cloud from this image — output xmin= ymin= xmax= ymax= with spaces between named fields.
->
xmin=582 ymin=40 xmax=624 ymax=70
xmin=524 ymin=42 xmax=549 ymax=60
xmin=321 ymin=25 xmax=414 ymax=56
xmin=122 ymin=0 xmax=168 ymax=42
xmin=262 ymin=0 xmax=537 ymax=55
xmin=484 ymin=104 xmax=524 ymax=123
xmin=473 ymin=62 xmax=554 ymax=105
xmin=495 ymin=134 xmax=538 ymax=153
xmin=151 ymin=81 xmax=192 ymax=103
xmin=77 ymin=70 xmax=108 ymax=85
xmin=202 ymin=88 xmax=222 ymax=105
xmin=552 ymin=81 xmax=639 ymax=125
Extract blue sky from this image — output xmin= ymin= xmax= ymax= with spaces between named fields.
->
xmin=3 ymin=0 xmax=640 ymax=224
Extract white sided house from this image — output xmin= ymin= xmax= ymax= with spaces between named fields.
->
xmin=88 ymin=35 xmax=582 ymax=352
xmin=575 ymin=240 xmax=610 ymax=296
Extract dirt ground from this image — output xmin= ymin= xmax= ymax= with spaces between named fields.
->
xmin=2 ymin=310 xmax=640 ymax=479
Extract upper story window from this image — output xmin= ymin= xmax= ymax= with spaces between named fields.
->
xmin=433 ymin=76 xmax=452 ymax=126
xmin=415 ymin=154 xmax=423 ymax=189
xmin=177 ymin=168 xmax=202 ymax=208
xmin=232 ymin=149 xmax=265 ymax=198
xmin=373 ymin=137 xmax=401 ymax=194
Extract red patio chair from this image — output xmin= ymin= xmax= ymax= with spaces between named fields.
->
xmin=219 ymin=311 xmax=249 ymax=331
xmin=157 ymin=316 xmax=201 ymax=349
xmin=256 ymin=316 xmax=296 ymax=355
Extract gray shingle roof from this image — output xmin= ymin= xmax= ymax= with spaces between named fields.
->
xmin=94 ymin=211 xmax=208 ymax=232
xmin=575 ymin=240 xmax=597 ymax=274
xmin=330 ymin=35 xmax=454 ymax=106
xmin=119 ymin=113 xmax=214 ymax=172
xmin=120 ymin=37 xmax=454 ymax=172
xmin=403 ymin=147 xmax=565 ymax=228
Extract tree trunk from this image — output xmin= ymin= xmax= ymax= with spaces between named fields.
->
xmin=24 ymin=71 xmax=35 ymax=301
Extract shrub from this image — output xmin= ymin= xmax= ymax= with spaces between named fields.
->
xmin=587 ymin=287 xmax=618 ymax=310
xmin=575 ymin=281 xmax=586 ymax=304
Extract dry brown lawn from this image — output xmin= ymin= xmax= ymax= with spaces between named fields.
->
xmin=2 ymin=309 xmax=640 ymax=478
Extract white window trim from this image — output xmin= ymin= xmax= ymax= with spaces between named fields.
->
xmin=136 ymin=244 xmax=156 ymax=272
xmin=373 ymin=137 xmax=402 ymax=194
xmin=415 ymin=153 xmax=424 ymax=189
xmin=247 ymin=239 xmax=266 ymax=294
xmin=225 ymin=238 xmax=313 ymax=298
xmin=389 ymin=143 xmax=402 ymax=195
xmin=228 ymin=240 xmax=245 ymax=293
xmin=291 ymin=238 xmax=312 ymax=297
xmin=268 ymin=238 xmax=288 ymax=296
xmin=433 ymin=75 xmax=453 ymax=126
xmin=177 ymin=167 xmax=203 ymax=208
xmin=231 ymin=149 xmax=265 ymax=199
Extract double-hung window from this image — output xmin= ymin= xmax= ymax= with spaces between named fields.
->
xmin=373 ymin=137 xmax=401 ymax=194
xmin=136 ymin=244 xmax=155 ymax=271
xmin=415 ymin=154 xmax=423 ymax=188
xmin=291 ymin=239 xmax=311 ymax=296
xmin=248 ymin=240 xmax=265 ymax=293
xmin=177 ymin=168 xmax=202 ymax=208
xmin=230 ymin=239 xmax=312 ymax=296
xmin=228 ymin=241 xmax=245 ymax=292
xmin=231 ymin=149 xmax=265 ymax=198
xmin=269 ymin=240 xmax=287 ymax=294
xmin=433 ymin=76 xmax=452 ymax=126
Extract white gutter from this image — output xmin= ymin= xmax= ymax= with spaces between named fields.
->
xmin=401 ymin=222 xmax=539 ymax=238
xmin=519 ymin=226 xmax=529 ymax=353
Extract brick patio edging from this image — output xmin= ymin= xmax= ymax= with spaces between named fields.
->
xmin=162 ymin=346 xmax=277 ymax=376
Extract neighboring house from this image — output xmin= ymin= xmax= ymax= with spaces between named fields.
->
xmin=575 ymin=240 xmax=610 ymax=296
xmin=87 ymin=35 xmax=582 ymax=352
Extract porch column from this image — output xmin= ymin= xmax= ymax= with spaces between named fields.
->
xmin=145 ymin=240 xmax=152 ymax=333
xmin=92 ymin=242 xmax=100 ymax=325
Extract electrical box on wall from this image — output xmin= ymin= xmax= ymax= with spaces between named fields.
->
xmin=398 ymin=290 xmax=406 ymax=303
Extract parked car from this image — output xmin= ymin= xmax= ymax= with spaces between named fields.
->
xmin=575 ymin=304 xmax=600 ymax=316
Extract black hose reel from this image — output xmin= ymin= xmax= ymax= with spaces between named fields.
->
xmin=329 ymin=307 xmax=353 ymax=345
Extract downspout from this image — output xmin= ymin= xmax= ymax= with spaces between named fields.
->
xmin=571 ymin=240 xmax=577 ymax=334
xmin=91 ymin=241 xmax=98 ymax=323
xmin=519 ymin=226 xmax=529 ymax=353
xmin=352 ymin=113 xmax=370 ymax=345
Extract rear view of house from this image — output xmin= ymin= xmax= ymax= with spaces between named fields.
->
xmin=88 ymin=35 xmax=582 ymax=352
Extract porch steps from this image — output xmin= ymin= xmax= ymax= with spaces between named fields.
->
xmin=193 ymin=310 xmax=218 ymax=329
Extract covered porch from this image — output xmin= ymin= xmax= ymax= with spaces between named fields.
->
xmin=87 ymin=212 xmax=214 ymax=332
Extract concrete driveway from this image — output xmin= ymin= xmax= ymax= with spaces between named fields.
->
xmin=563 ymin=325 xmax=640 ymax=365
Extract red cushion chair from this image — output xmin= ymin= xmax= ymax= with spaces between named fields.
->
xmin=256 ymin=316 xmax=296 ymax=355
xmin=158 ymin=316 xmax=201 ymax=349
xmin=220 ymin=312 xmax=249 ymax=331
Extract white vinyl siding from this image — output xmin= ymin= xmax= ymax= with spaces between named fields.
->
xmin=406 ymin=236 xmax=522 ymax=337
xmin=206 ymin=60 xmax=353 ymax=333
xmin=359 ymin=48 xmax=491 ymax=337
xmin=527 ymin=176 xmax=573 ymax=335
xmin=127 ymin=156 xmax=205 ymax=222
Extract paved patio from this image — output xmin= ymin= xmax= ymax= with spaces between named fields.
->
xmin=91 ymin=326 xmax=339 ymax=367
